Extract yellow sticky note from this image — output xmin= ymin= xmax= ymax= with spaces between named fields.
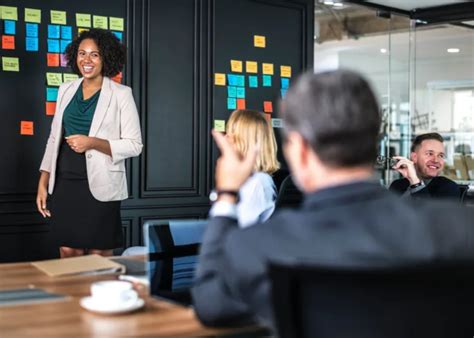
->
xmin=2 ymin=57 xmax=19 ymax=72
xmin=50 ymin=10 xmax=67 ymax=25
xmin=76 ymin=13 xmax=91 ymax=27
xmin=93 ymin=15 xmax=108 ymax=29
xmin=1 ymin=6 xmax=18 ymax=21
xmin=78 ymin=28 xmax=90 ymax=34
xmin=214 ymin=73 xmax=226 ymax=86
xmin=63 ymin=73 xmax=79 ymax=82
xmin=254 ymin=35 xmax=266 ymax=48
xmin=246 ymin=61 xmax=258 ymax=74
xmin=231 ymin=60 xmax=242 ymax=73
xmin=109 ymin=17 xmax=124 ymax=31
xmin=280 ymin=65 xmax=292 ymax=78
xmin=46 ymin=72 xmax=63 ymax=86
xmin=25 ymin=8 xmax=41 ymax=23
xmin=214 ymin=120 xmax=226 ymax=132
xmin=262 ymin=63 xmax=274 ymax=75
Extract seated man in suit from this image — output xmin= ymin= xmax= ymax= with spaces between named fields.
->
xmin=390 ymin=133 xmax=460 ymax=200
xmin=191 ymin=70 xmax=474 ymax=330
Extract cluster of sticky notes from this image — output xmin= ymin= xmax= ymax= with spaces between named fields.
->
xmin=46 ymin=86 xmax=59 ymax=115
xmin=2 ymin=56 xmax=19 ymax=71
xmin=47 ymin=24 xmax=72 ymax=55
xmin=26 ymin=22 xmax=39 ymax=51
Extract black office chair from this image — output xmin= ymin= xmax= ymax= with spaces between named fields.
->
xmin=459 ymin=184 xmax=469 ymax=204
xmin=270 ymin=262 xmax=474 ymax=338
xmin=275 ymin=175 xmax=303 ymax=209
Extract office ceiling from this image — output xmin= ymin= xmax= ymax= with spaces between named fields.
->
xmin=364 ymin=0 xmax=467 ymax=12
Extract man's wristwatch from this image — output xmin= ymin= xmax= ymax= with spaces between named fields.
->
xmin=209 ymin=189 xmax=239 ymax=202
xmin=410 ymin=181 xmax=423 ymax=189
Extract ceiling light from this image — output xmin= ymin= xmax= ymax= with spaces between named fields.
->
xmin=447 ymin=48 xmax=460 ymax=53
xmin=380 ymin=48 xmax=387 ymax=54
xmin=323 ymin=0 xmax=334 ymax=5
xmin=333 ymin=2 xmax=344 ymax=7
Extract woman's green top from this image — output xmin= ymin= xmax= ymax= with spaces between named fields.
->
xmin=63 ymin=84 xmax=101 ymax=137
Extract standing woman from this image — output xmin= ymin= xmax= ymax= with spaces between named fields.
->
xmin=36 ymin=29 xmax=142 ymax=258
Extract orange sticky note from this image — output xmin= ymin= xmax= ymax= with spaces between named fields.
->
xmin=112 ymin=72 xmax=122 ymax=83
xmin=47 ymin=53 xmax=60 ymax=67
xmin=264 ymin=101 xmax=273 ymax=113
xmin=20 ymin=121 xmax=34 ymax=136
xmin=237 ymin=99 xmax=246 ymax=110
xmin=46 ymin=102 xmax=56 ymax=115
xmin=2 ymin=35 xmax=15 ymax=50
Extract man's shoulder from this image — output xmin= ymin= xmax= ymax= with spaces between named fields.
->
xmin=432 ymin=176 xmax=458 ymax=186
xmin=389 ymin=178 xmax=409 ymax=192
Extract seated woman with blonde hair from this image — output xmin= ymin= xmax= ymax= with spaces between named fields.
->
xmin=225 ymin=109 xmax=280 ymax=227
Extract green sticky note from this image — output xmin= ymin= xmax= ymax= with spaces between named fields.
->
xmin=93 ymin=15 xmax=108 ymax=29
xmin=109 ymin=17 xmax=124 ymax=31
xmin=214 ymin=120 xmax=226 ymax=132
xmin=50 ymin=10 xmax=67 ymax=25
xmin=25 ymin=8 xmax=41 ymax=23
xmin=63 ymin=73 xmax=79 ymax=82
xmin=1 ymin=6 xmax=18 ymax=21
xmin=46 ymin=72 xmax=63 ymax=86
xmin=2 ymin=57 xmax=19 ymax=72
xmin=76 ymin=13 xmax=91 ymax=27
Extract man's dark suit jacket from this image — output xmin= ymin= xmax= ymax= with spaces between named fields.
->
xmin=191 ymin=181 xmax=474 ymax=329
xmin=389 ymin=176 xmax=460 ymax=200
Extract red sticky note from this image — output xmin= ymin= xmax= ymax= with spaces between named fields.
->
xmin=46 ymin=102 xmax=56 ymax=116
xmin=2 ymin=35 xmax=15 ymax=50
xmin=237 ymin=99 xmax=246 ymax=110
xmin=263 ymin=101 xmax=273 ymax=113
xmin=264 ymin=113 xmax=271 ymax=122
xmin=20 ymin=121 xmax=34 ymax=136
xmin=47 ymin=53 xmax=60 ymax=67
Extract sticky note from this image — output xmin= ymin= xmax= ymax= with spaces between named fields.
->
xmin=26 ymin=37 xmax=39 ymax=51
xmin=236 ymin=75 xmax=245 ymax=87
xmin=1 ymin=6 xmax=18 ymax=21
xmin=113 ymin=31 xmax=123 ymax=42
xmin=60 ymin=54 xmax=68 ymax=67
xmin=281 ymin=78 xmax=290 ymax=89
xmin=46 ymin=87 xmax=59 ymax=102
xmin=93 ymin=15 xmax=108 ymax=29
xmin=272 ymin=118 xmax=283 ymax=128
xmin=78 ymin=28 xmax=89 ymax=35
xmin=61 ymin=26 xmax=72 ymax=40
xmin=262 ymin=63 xmax=274 ymax=75
xmin=264 ymin=101 xmax=273 ymax=113
xmin=263 ymin=75 xmax=272 ymax=87
xmin=227 ymin=86 xmax=237 ymax=98
xmin=237 ymin=99 xmax=246 ymax=110
xmin=214 ymin=120 xmax=226 ymax=132
xmin=2 ymin=57 xmax=19 ymax=71
xmin=4 ymin=20 xmax=15 ymax=35
xmin=214 ymin=73 xmax=226 ymax=86
xmin=48 ymin=24 xmax=60 ymax=39
xmin=2 ymin=36 xmax=15 ymax=50
xmin=227 ymin=74 xmax=238 ymax=86
xmin=246 ymin=61 xmax=258 ymax=73
xmin=249 ymin=76 xmax=258 ymax=88
xmin=227 ymin=98 xmax=237 ymax=110
xmin=47 ymin=53 xmax=60 ymax=67
xmin=111 ymin=72 xmax=122 ymax=83
xmin=46 ymin=102 xmax=56 ymax=116
xmin=231 ymin=60 xmax=242 ymax=73
xmin=60 ymin=39 xmax=71 ymax=53
xmin=280 ymin=65 xmax=292 ymax=78
xmin=254 ymin=35 xmax=266 ymax=48
xmin=76 ymin=13 xmax=91 ymax=27
xmin=63 ymin=73 xmax=79 ymax=82
xmin=47 ymin=39 xmax=60 ymax=53
xmin=20 ymin=121 xmax=34 ymax=135
xmin=51 ymin=10 xmax=66 ymax=25
xmin=46 ymin=72 xmax=63 ymax=86
xmin=236 ymin=87 xmax=245 ymax=99
xmin=281 ymin=89 xmax=288 ymax=98
xmin=26 ymin=23 xmax=39 ymax=37
xmin=109 ymin=17 xmax=124 ymax=31
xmin=25 ymin=8 xmax=41 ymax=23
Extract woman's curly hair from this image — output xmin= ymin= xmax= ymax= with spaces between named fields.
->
xmin=65 ymin=28 xmax=125 ymax=78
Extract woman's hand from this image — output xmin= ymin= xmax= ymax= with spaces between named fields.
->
xmin=65 ymin=135 xmax=93 ymax=153
xmin=37 ymin=171 xmax=51 ymax=218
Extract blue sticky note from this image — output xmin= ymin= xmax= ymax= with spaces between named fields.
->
xmin=113 ymin=31 xmax=123 ymax=42
xmin=236 ymin=75 xmax=245 ymax=87
xmin=228 ymin=86 xmax=237 ymax=98
xmin=48 ymin=39 xmax=60 ymax=53
xmin=61 ymin=26 xmax=72 ymax=40
xmin=227 ymin=74 xmax=238 ymax=86
xmin=249 ymin=76 xmax=258 ymax=88
xmin=263 ymin=75 xmax=272 ymax=87
xmin=26 ymin=37 xmax=39 ymax=52
xmin=227 ymin=98 xmax=237 ymax=110
xmin=60 ymin=39 xmax=72 ymax=53
xmin=4 ymin=20 xmax=16 ymax=35
xmin=281 ymin=78 xmax=290 ymax=89
xmin=46 ymin=87 xmax=59 ymax=102
xmin=236 ymin=87 xmax=245 ymax=99
xmin=281 ymin=89 xmax=288 ymax=98
xmin=48 ymin=25 xmax=60 ymax=39
xmin=26 ymin=23 xmax=39 ymax=37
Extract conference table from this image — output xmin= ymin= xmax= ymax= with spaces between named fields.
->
xmin=0 ymin=258 xmax=263 ymax=337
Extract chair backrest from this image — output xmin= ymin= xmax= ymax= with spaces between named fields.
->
xmin=458 ymin=184 xmax=469 ymax=203
xmin=270 ymin=263 xmax=474 ymax=338
xmin=275 ymin=175 xmax=303 ymax=209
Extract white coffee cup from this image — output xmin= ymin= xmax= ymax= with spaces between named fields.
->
xmin=90 ymin=280 xmax=138 ymax=307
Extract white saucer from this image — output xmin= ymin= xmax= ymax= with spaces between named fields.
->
xmin=80 ymin=296 xmax=145 ymax=314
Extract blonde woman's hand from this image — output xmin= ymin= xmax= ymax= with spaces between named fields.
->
xmin=65 ymin=135 xmax=93 ymax=153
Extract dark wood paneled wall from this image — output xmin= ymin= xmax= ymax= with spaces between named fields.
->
xmin=0 ymin=0 xmax=313 ymax=262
